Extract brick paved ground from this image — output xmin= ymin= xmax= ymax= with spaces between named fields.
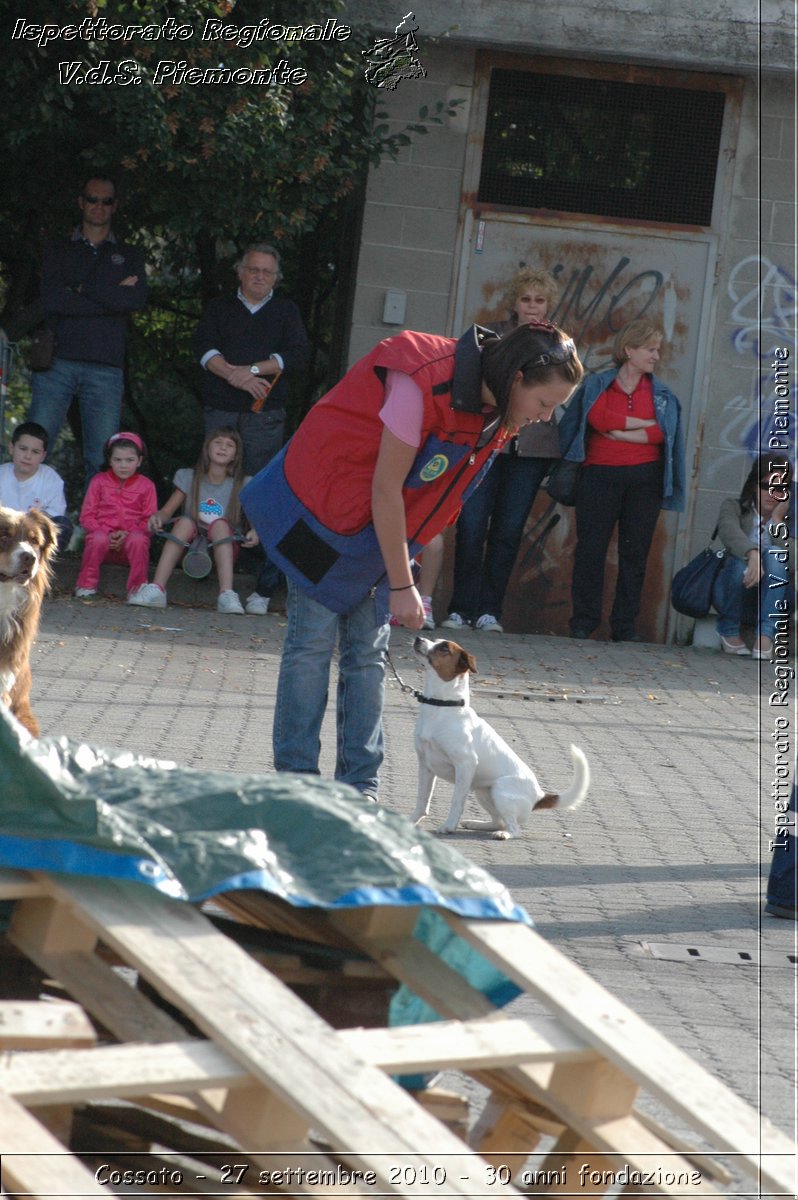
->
xmin=23 ymin=565 xmax=798 ymax=1177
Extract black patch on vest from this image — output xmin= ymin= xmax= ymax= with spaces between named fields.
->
xmin=276 ymin=519 xmax=340 ymax=584
xmin=431 ymin=379 xmax=452 ymax=395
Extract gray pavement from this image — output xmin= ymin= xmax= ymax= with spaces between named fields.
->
xmin=24 ymin=566 xmax=798 ymax=1166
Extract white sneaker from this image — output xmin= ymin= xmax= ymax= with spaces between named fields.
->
xmin=74 ymin=587 xmax=96 ymax=599
xmin=475 ymin=613 xmax=503 ymax=633
xmin=128 ymin=583 xmax=167 ymax=608
xmin=421 ymin=595 xmax=435 ymax=630
xmin=441 ymin=612 xmax=466 ymax=629
xmin=218 ymin=589 xmax=245 ymax=614
xmin=245 ymin=593 xmax=270 ymax=615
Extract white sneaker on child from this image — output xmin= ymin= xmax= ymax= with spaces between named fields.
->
xmin=245 ymin=593 xmax=269 ymax=615
xmin=218 ymin=590 xmax=245 ymax=614
xmin=421 ymin=595 xmax=435 ymax=630
xmin=128 ymin=583 xmax=167 ymax=608
xmin=74 ymin=587 xmax=96 ymax=599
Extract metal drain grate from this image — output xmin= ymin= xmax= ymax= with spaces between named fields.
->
xmin=642 ymin=941 xmax=797 ymax=967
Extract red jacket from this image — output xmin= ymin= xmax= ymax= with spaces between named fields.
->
xmin=242 ymin=327 xmax=506 ymax=613
xmin=79 ymin=471 xmax=157 ymax=534
xmin=284 ymin=329 xmax=506 ymax=543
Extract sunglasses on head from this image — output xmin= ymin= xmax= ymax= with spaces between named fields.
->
xmin=83 ymin=194 xmax=115 ymax=206
xmin=527 ymin=337 xmax=576 ymax=368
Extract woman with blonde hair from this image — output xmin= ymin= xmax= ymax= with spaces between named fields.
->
xmin=443 ymin=267 xmax=561 ymax=632
xmin=555 ymin=317 xmax=686 ymax=641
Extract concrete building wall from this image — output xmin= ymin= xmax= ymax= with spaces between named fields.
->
xmin=341 ymin=3 xmax=795 ymax=638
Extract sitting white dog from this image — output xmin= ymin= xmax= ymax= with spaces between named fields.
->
xmin=411 ymin=636 xmax=589 ymax=839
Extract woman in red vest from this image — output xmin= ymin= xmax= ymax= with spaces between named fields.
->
xmin=242 ymin=321 xmax=583 ymax=801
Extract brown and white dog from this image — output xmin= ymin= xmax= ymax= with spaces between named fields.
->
xmin=0 ymin=505 xmax=58 ymax=737
xmin=411 ymin=636 xmax=590 ymax=839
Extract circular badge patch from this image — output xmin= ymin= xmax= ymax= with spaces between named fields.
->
xmin=419 ymin=454 xmax=449 ymax=482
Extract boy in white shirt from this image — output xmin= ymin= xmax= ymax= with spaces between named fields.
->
xmin=0 ymin=421 xmax=73 ymax=552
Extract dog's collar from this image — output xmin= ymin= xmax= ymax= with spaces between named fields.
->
xmin=415 ymin=693 xmax=466 ymax=707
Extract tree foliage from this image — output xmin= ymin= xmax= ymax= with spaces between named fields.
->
xmin=0 ymin=0 xmax=435 ymax=494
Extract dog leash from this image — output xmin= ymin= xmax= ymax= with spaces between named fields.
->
xmin=384 ymin=649 xmax=465 ymax=707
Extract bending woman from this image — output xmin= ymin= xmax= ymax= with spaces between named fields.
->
xmin=714 ymin=452 xmax=792 ymax=658
xmin=242 ymin=323 xmax=583 ymax=801
xmin=556 ymin=318 xmax=685 ymax=642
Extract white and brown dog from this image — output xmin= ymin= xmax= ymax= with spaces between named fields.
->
xmin=411 ymin=636 xmax=589 ymax=839
xmin=0 ymin=505 xmax=58 ymax=737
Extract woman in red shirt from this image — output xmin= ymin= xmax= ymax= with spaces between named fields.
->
xmin=567 ymin=319 xmax=684 ymax=641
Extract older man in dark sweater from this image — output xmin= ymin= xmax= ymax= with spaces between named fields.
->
xmin=28 ymin=175 xmax=147 ymax=487
xmin=193 ymin=243 xmax=309 ymax=612
xmin=193 ymin=243 xmax=308 ymax=474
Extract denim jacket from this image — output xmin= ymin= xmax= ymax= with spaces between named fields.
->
xmin=556 ymin=367 xmax=686 ymax=512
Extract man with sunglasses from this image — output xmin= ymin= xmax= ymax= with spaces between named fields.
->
xmin=28 ymin=175 xmax=148 ymax=488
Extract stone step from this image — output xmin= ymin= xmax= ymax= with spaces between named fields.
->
xmin=51 ymin=553 xmax=262 ymax=608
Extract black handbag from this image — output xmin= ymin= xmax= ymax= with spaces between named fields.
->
xmin=670 ymin=526 xmax=726 ymax=618
xmin=544 ymin=457 xmax=581 ymax=506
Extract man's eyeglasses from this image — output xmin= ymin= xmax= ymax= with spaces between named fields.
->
xmin=242 ymin=266 xmax=277 ymax=277
xmin=528 ymin=337 xmax=576 ymax=367
xmin=83 ymin=195 xmax=115 ymax=206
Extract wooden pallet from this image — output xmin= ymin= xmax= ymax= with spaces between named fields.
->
xmin=0 ymin=867 xmax=794 ymax=1198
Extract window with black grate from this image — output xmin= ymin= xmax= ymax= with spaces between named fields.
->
xmin=478 ymin=69 xmax=725 ymax=226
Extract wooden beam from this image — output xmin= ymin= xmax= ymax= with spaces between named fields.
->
xmin=443 ymin=916 xmax=795 ymax=1196
xmin=0 ymin=1000 xmax=96 ymax=1050
xmin=340 ymin=1016 xmax=597 ymax=1073
xmin=0 ymin=1090 xmax=108 ymax=1196
xmin=34 ymin=873 xmax=523 ymax=1198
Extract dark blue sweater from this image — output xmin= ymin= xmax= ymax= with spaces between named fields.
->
xmin=192 ymin=291 xmax=309 ymax=413
xmin=40 ymin=233 xmax=147 ymax=368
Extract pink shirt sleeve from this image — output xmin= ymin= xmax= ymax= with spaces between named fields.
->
xmin=379 ymin=369 xmax=425 ymax=447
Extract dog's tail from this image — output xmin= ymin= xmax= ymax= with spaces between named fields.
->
xmin=533 ymin=744 xmax=589 ymax=812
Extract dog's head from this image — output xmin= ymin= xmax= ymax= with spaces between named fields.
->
xmin=0 ymin=506 xmax=58 ymax=590
xmin=414 ymin=636 xmax=476 ymax=681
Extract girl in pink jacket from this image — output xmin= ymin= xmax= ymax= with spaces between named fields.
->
xmin=75 ymin=432 xmax=157 ymax=598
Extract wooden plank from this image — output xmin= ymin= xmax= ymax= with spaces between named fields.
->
xmin=340 ymin=1016 xmax=598 ymax=1072
xmin=35 ymin=873 xmax=523 ymax=1198
xmin=329 ymin=915 xmax=731 ymax=1196
xmin=0 ymin=1000 xmax=96 ymax=1050
xmin=0 ymin=1090 xmax=108 ymax=1196
xmin=0 ymin=1017 xmax=594 ymax=1108
xmin=444 ymin=916 xmax=796 ymax=1195
xmin=0 ymin=1039 xmax=249 ymax=1106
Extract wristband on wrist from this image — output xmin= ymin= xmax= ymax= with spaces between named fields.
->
xmin=389 ymin=583 xmax=415 ymax=592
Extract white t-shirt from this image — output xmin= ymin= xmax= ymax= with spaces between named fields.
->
xmin=0 ymin=462 xmax=68 ymax=517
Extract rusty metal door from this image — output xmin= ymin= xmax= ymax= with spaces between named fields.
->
xmin=450 ymin=213 xmax=717 ymax=641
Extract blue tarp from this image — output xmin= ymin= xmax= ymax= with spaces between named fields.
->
xmin=0 ymin=708 xmax=531 ymax=1055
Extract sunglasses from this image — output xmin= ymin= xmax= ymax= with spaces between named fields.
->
xmin=527 ymin=337 xmax=576 ymax=368
xmin=83 ymin=194 xmax=115 ymax=206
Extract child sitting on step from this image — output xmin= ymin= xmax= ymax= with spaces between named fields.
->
xmin=128 ymin=426 xmax=258 ymax=615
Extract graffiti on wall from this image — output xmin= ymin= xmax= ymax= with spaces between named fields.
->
xmin=722 ymin=254 xmax=796 ymax=467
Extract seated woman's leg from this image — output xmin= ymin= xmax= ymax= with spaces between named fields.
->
xmin=714 ymin=555 xmax=747 ymax=638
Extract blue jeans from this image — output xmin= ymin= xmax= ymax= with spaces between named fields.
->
xmin=273 ymin=580 xmax=391 ymax=795
xmin=448 ymin=454 xmax=551 ymax=621
xmin=714 ymin=547 xmax=792 ymax=641
xmin=29 ymin=357 xmax=124 ymax=488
